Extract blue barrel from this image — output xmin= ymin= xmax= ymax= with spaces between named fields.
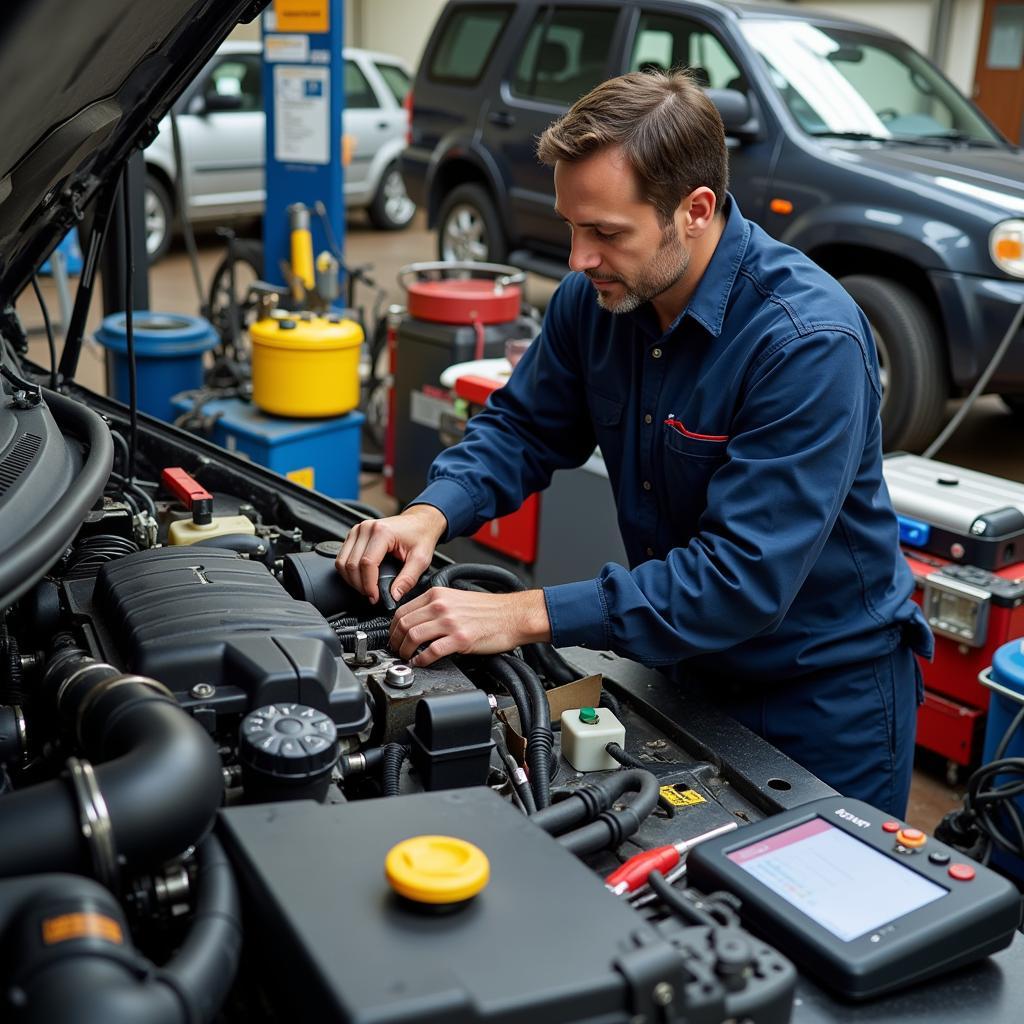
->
xmin=980 ymin=639 xmax=1024 ymax=882
xmin=95 ymin=313 xmax=218 ymax=423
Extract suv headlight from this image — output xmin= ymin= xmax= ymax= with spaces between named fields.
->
xmin=990 ymin=220 xmax=1024 ymax=278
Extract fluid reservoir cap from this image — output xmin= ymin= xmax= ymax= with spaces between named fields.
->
xmin=239 ymin=703 xmax=339 ymax=779
xmin=579 ymin=706 xmax=600 ymax=725
xmin=385 ymin=835 xmax=490 ymax=905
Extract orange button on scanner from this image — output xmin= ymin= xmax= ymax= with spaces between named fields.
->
xmin=896 ymin=828 xmax=927 ymax=849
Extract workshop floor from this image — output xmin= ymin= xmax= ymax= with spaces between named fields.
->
xmin=16 ymin=210 xmax=1024 ymax=835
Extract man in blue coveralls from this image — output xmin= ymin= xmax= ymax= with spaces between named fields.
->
xmin=337 ymin=71 xmax=932 ymax=817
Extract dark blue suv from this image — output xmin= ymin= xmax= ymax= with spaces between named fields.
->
xmin=403 ymin=0 xmax=1024 ymax=452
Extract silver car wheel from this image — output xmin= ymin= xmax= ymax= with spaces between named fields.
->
xmin=145 ymin=185 xmax=169 ymax=258
xmin=382 ymin=169 xmax=415 ymax=226
xmin=441 ymin=203 xmax=490 ymax=262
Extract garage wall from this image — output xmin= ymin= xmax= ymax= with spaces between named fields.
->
xmin=787 ymin=1 xmax=934 ymax=50
xmin=344 ymin=0 xmax=447 ymax=71
xmin=942 ymin=0 xmax=984 ymax=95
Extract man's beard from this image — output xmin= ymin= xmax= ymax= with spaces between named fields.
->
xmin=588 ymin=222 xmax=689 ymax=314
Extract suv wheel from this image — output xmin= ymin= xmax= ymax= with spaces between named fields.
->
xmin=437 ymin=183 xmax=506 ymax=263
xmin=840 ymin=275 xmax=947 ymax=452
xmin=145 ymin=173 xmax=174 ymax=263
xmin=369 ymin=162 xmax=416 ymax=231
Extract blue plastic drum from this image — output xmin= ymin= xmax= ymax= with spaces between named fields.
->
xmin=980 ymin=639 xmax=1024 ymax=881
xmin=95 ymin=312 xmax=218 ymax=422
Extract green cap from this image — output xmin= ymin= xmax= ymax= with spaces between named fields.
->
xmin=579 ymin=707 xmax=600 ymax=725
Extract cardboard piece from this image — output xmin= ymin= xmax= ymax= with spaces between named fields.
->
xmin=498 ymin=674 xmax=603 ymax=764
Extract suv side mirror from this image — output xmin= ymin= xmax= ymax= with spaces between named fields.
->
xmin=199 ymin=92 xmax=245 ymax=114
xmin=706 ymin=88 xmax=759 ymax=139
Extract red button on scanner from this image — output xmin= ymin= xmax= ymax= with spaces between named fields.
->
xmin=948 ymin=863 xmax=976 ymax=882
xmin=882 ymin=821 xmax=900 ymax=833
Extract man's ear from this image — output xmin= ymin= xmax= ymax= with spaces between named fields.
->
xmin=681 ymin=186 xmax=717 ymax=237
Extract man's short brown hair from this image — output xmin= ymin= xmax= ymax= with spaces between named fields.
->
xmin=536 ymin=69 xmax=728 ymax=223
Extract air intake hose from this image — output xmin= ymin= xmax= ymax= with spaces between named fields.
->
xmin=0 ymin=835 xmax=241 ymax=1024
xmin=0 ymin=648 xmax=222 ymax=880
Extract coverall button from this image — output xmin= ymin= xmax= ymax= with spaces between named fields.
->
xmin=643 ymin=480 xmax=652 ymax=491
xmin=652 ymin=347 xmax=663 ymax=359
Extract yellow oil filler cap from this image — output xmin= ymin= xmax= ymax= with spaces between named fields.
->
xmin=249 ymin=313 xmax=363 ymax=418
xmin=384 ymin=835 xmax=490 ymax=905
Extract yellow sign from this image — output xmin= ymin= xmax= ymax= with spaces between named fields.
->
xmin=659 ymin=786 xmax=706 ymax=808
xmin=287 ymin=467 xmax=315 ymax=489
xmin=274 ymin=0 xmax=329 ymax=33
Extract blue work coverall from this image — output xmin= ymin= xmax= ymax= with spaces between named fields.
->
xmin=413 ymin=196 xmax=933 ymax=816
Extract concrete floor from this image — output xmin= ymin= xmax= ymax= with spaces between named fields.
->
xmin=15 ymin=210 xmax=1024 ymax=834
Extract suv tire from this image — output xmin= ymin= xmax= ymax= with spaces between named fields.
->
xmin=144 ymin=172 xmax=174 ymax=263
xmin=369 ymin=162 xmax=416 ymax=231
xmin=437 ymin=183 xmax=507 ymax=263
xmin=840 ymin=275 xmax=947 ymax=453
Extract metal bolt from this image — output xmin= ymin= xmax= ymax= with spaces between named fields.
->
xmin=385 ymin=664 xmax=414 ymax=689
xmin=652 ymin=982 xmax=674 ymax=1007
xmin=645 ymin=739 xmax=668 ymax=751
xmin=190 ymin=683 xmax=215 ymax=699
xmin=354 ymin=631 xmax=371 ymax=666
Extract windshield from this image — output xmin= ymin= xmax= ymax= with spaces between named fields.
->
xmin=740 ymin=19 xmax=1003 ymax=145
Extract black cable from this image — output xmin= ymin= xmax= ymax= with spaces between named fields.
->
xmin=30 ymin=275 xmax=57 ymax=389
xmin=121 ymin=165 xmax=138 ymax=484
xmin=498 ymin=653 xmax=553 ymax=808
xmin=108 ymin=428 xmax=130 ymax=475
xmin=381 ymin=743 xmax=409 ymax=797
xmin=647 ymin=870 xmax=720 ymax=928
xmin=606 ymin=742 xmax=675 ymax=818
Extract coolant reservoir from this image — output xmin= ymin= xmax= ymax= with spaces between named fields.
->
xmin=168 ymin=515 xmax=256 ymax=546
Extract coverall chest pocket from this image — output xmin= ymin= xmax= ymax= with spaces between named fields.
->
xmin=661 ymin=423 xmax=728 ymax=536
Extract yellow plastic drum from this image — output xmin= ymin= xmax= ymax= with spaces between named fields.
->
xmin=250 ymin=313 xmax=364 ymax=418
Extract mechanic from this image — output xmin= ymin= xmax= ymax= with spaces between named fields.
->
xmin=337 ymin=70 xmax=933 ymax=817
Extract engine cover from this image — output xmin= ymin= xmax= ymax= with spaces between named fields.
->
xmin=83 ymin=547 xmax=369 ymax=734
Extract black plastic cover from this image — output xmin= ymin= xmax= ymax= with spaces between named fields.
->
xmin=90 ymin=548 xmax=370 ymax=733
xmin=407 ymin=691 xmax=494 ymax=791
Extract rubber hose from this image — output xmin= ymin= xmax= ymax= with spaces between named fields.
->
xmin=160 ymin=834 xmax=242 ymax=1023
xmin=0 ymin=388 xmax=113 ymax=607
xmin=500 ymin=654 xmax=554 ymax=806
xmin=482 ymin=655 xmax=533 ymax=736
xmin=557 ymin=771 xmax=661 ymax=856
xmin=194 ymin=533 xmax=273 ymax=565
xmin=381 ymin=743 xmax=408 ymax=796
xmin=0 ymin=652 xmax=222 ymax=878
xmin=523 ymin=641 xmax=579 ymax=687
xmin=606 ymin=742 xmax=674 ymax=818
xmin=430 ymin=563 xmax=527 ymax=592
xmin=531 ymin=768 xmax=659 ymax=835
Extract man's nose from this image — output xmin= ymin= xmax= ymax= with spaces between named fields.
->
xmin=568 ymin=238 xmax=601 ymax=273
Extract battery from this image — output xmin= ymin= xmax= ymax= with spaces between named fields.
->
xmin=171 ymin=396 xmax=363 ymax=500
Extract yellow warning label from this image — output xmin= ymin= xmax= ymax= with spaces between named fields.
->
xmin=274 ymin=0 xmax=329 ymax=33
xmin=659 ymin=786 xmax=706 ymax=808
xmin=287 ymin=467 xmax=315 ymax=489
xmin=42 ymin=912 xmax=124 ymax=946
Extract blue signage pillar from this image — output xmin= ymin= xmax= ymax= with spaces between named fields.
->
xmin=261 ymin=0 xmax=345 ymax=291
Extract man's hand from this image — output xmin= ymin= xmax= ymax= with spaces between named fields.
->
xmin=389 ymin=588 xmax=552 ymax=667
xmin=336 ymin=504 xmax=447 ymax=604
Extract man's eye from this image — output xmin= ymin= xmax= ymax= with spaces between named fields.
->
xmin=595 ymin=229 xmax=618 ymax=241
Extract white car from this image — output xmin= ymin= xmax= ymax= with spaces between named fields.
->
xmin=143 ymin=42 xmax=415 ymax=260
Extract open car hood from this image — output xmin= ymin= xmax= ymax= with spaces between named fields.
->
xmin=0 ymin=0 xmax=268 ymax=311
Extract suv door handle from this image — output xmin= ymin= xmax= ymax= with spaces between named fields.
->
xmin=488 ymin=110 xmax=516 ymax=128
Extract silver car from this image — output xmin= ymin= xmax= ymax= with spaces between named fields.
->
xmin=143 ymin=42 xmax=415 ymax=260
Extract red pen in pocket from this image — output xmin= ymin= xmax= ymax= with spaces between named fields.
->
xmin=664 ymin=416 xmax=728 ymax=442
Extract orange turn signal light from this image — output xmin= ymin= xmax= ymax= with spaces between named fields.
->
xmin=770 ymin=198 xmax=794 ymax=215
xmin=995 ymin=237 xmax=1023 ymax=261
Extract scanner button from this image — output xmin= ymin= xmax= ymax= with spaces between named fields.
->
xmin=896 ymin=828 xmax=927 ymax=848
xmin=948 ymin=863 xmax=976 ymax=882
xmin=882 ymin=820 xmax=900 ymax=833
xmin=928 ymin=851 xmax=951 ymax=866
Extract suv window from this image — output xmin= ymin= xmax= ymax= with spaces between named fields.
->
xmin=512 ymin=7 xmax=618 ymax=105
xmin=629 ymin=12 xmax=745 ymax=92
xmin=345 ymin=59 xmax=379 ymax=110
xmin=207 ymin=55 xmax=262 ymax=111
xmin=430 ymin=5 xmax=512 ymax=84
xmin=375 ymin=62 xmax=411 ymax=104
